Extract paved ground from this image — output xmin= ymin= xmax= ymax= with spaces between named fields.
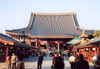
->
xmin=0 ymin=56 xmax=94 ymax=69
xmin=24 ymin=56 xmax=70 ymax=69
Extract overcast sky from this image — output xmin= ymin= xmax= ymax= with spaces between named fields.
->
xmin=0 ymin=0 xmax=100 ymax=34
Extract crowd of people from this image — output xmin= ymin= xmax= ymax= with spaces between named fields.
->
xmin=5 ymin=52 xmax=100 ymax=69
xmin=6 ymin=53 xmax=24 ymax=69
xmin=52 ymin=53 xmax=64 ymax=69
xmin=69 ymin=54 xmax=89 ymax=69
xmin=69 ymin=53 xmax=100 ymax=69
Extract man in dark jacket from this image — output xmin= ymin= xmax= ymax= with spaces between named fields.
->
xmin=37 ymin=52 xmax=43 ymax=69
xmin=75 ymin=54 xmax=89 ymax=69
xmin=54 ymin=53 xmax=64 ymax=69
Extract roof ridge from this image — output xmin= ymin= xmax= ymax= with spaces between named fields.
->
xmin=31 ymin=12 xmax=76 ymax=16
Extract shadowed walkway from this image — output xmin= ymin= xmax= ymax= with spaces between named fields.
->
xmin=24 ymin=56 xmax=70 ymax=69
xmin=0 ymin=56 xmax=94 ymax=69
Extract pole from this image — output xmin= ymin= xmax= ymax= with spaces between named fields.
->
xmin=6 ymin=47 xmax=9 ymax=61
xmin=79 ymin=49 xmax=81 ymax=54
xmin=97 ymin=48 xmax=99 ymax=56
xmin=89 ymin=48 xmax=91 ymax=61
xmin=57 ymin=41 xmax=60 ymax=52
xmin=35 ymin=38 xmax=38 ymax=48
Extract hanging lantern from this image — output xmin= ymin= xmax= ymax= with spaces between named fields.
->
xmin=92 ymin=48 xmax=96 ymax=51
xmin=4 ymin=43 xmax=7 ymax=45
xmin=86 ymin=48 xmax=88 ymax=51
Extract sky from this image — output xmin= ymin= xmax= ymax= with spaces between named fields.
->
xmin=0 ymin=0 xmax=100 ymax=34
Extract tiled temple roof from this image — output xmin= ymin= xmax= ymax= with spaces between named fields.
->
xmin=0 ymin=33 xmax=35 ymax=48
xmin=6 ymin=12 xmax=94 ymax=38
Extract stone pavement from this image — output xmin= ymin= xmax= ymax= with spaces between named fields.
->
xmin=0 ymin=56 xmax=94 ymax=69
xmin=24 ymin=56 xmax=70 ymax=69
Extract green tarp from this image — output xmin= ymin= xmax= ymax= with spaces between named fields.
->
xmin=67 ymin=37 xmax=81 ymax=45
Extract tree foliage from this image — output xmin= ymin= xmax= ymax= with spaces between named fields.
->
xmin=93 ymin=30 xmax=100 ymax=37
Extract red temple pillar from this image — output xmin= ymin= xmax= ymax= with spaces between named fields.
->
xmin=97 ymin=48 xmax=99 ymax=56
xmin=88 ymin=48 xmax=91 ymax=61
xmin=79 ymin=49 xmax=81 ymax=54
xmin=83 ymin=48 xmax=85 ymax=56
xmin=46 ymin=41 xmax=50 ymax=50
xmin=6 ymin=47 xmax=9 ymax=60
xmin=35 ymin=39 xmax=38 ymax=48
xmin=56 ymin=41 xmax=60 ymax=52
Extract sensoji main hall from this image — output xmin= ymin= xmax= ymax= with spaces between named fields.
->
xmin=0 ymin=12 xmax=99 ymax=62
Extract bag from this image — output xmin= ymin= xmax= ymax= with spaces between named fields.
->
xmin=51 ymin=64 xmax=54 ymax=69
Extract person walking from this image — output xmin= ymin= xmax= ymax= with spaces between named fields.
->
xmin=16 ymin=57 xmax=25 ymax=69
xmin=75 ymin=54 xmax=89 ymax=69
xmin=92 ymin=54 xmax=97 ymax=64
xmin=6 ymin=56 xmax=11 ymax=69
xmin=37 ymin=52 xmax=43 ymax=69
xmin=11 ymin=53 xmax=17 ymax=69
xmin=69 ymin=54 xmax=76 ymax=69
xmin=93 ymin=54 xmax=100 ymax=69
xmin=75 ymin=55 xmax=79 ymax=63
xmin=54 ymin=53 xmax=64 ymax=69
xmin=52 ymin=53 xmax=57 ymax=69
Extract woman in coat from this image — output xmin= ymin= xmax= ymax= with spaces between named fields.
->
xmin=75 ymin=54 xmax=89 ymax=69
xmin=16 ymin=57 xmax=25 ymax=69
xmin=54 ymin=53 xmax=64 ymax=69
xmin=52 ymin=53 xmax=57 ymax=69
xmin=93 ymin=54 xmax=100 ymax=69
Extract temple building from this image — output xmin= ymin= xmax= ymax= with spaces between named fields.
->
xmin=6 ymin=12 xmax=93 ymax=52
xmin=0 ymin=33 xmax=35 ymax=62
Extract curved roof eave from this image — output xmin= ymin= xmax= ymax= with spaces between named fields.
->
xmin=6 ymin=12 xmax=93 ymax=38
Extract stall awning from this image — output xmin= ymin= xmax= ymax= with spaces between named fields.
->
xmin=74 ymin=37 xmax=100 ymax=49
xmin=67 ymin=37 xmax=81 ymax=45
xmin=0 ymin=33 xmax=36 ymax=49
